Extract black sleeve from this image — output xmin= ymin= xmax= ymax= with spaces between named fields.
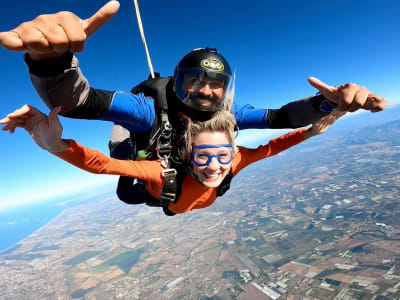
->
xmin=24 ymin=52 xmax=73 ymax=77
xmin=266 ymin=94 xmax=332 ymax=129
xmin=63 ymin=88 xmax=114 ymax=119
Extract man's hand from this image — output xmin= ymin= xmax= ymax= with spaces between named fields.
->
xmin=0 ymin=105 xmax=67 ymax=152
xmin=0 ymin=1 xmax=120 ymax=60
xmin=308 ymin=77 xmax=387 ymax=113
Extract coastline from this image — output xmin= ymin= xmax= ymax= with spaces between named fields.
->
xmin=0 ymin=189 xmax=114 ymax=255
xmin=0 ymin=202 xmax=66 ymax=255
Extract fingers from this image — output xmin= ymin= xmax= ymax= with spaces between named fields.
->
xmin=53 ymin=12 xmax=86 ymax=53
xmin=49 ymin=106 xmax=61 ymax=117
xmin=11 ymin=18 xmax=51 ymax=55
xmin=308 ymin=77 xmax=341 ymax=105
xmin=346 ymin=87 xmax=368 ymax=112
xmin=5 ymin=104 xmax=34 ymax=120
xmin=0 ymin=105 xmax=32 ymax=126
xmin=365 ymin=93 xmax=387 ymax=112
xmin=323 ymin=111 xmax=345 ymax=124
xmin=330 ymin=110 xmax=347 ymax=119
xmin=1 ymin=119 xmax=26 ymax=134
xmin=308 ymin=77 xmax=336 ymax=95
xmin=0 ymin=116 xmax=10 ymax=124
xmin=48 ymin=106 xmax=62 ymax=128
xmin=339 ymin=83 xmax=369 ymax=112
xmin=11 ymin=13 xmax=85 ymax=58
xmin=1 ymin=1 xmax=119 ymax=57
xmin=83 ymin=0 xmax=120 ymax=37
xmin=311 ymin=110 xmax=345 ymax=135
xmin=312 ymin=78 xmax=387 ymax=113
xmin=338 ymin=84 xmax=386 ymax=113
xmin=34 ymin=13 xmax=75 ymax=55
xmin=0 ymin=105 xmax=47 ymax=134
xmin=0 ymin=31 xmax=24 ymax=51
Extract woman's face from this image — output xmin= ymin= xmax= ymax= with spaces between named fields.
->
xmin=191 ymin=131 xmax=233 ymax=188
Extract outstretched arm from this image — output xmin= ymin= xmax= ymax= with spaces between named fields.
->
xmin=236 ymin=77 xmax=385 ymax=130
xmin=233 ymin=110 xmax=345 ymax=174
xmin=1 ymin=105 xmax=163 ymax=184
xmin=0 ymin=105 xmax=67 ymax=152
xmin=264 ymin=78 xmax=386 ymax=129
xmin=267 ymin=110 xmax=344 ymax=155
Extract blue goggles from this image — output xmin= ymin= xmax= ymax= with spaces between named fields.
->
xmin=191 ymin=144 xmax=234 ymax=167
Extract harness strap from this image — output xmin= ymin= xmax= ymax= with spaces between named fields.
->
xmin=156 ymin=111 xmax=173 ymax=159
xmin=160 ymin=168 xmax=178 ymax=207
xmin=130 ymin=1 xmax=179 ymax=210
xmin=216 ymin=170 xmax=233 ymax=197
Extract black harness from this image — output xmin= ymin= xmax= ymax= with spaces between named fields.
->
xmin=128 ymin=77 xmax=233 ymax=215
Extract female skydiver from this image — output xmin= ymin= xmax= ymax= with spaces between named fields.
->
xmin=1 ymin=105 xmax=344 ymax=215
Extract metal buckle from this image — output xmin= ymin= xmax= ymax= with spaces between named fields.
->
xmin=160 ymin=193 xmax=176 ymax=207
xmin=161 ymin=169 xmax=177 ymax=178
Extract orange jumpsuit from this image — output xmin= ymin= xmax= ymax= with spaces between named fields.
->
xmin=54 ymin=128 xmax=306 ymax=214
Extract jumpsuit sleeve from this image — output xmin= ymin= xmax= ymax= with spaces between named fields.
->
xmin=232 ymin=128 xmax=308 ymax=176
xmin=24 ymin=53 xmax=155 ymax=132
xmin=232 ymin=94 xmax=337 ymax=130
xmin=52 ymin=139 xmax=163 ymax=184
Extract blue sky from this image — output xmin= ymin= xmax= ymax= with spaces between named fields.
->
xmin=0 ymin=0 xmax=399 ymax=211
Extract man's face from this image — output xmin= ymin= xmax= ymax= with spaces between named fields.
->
xmin=183 ymin=76 xmax=225 ymax=111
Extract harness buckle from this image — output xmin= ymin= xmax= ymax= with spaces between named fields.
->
xmin=157 ymin=145 xmax=173 ymax=159
xmin=156 ymin=119 xmax=173 ymax=160
xmin=160 ymin=193 xmax=176 ymax=203
xmin=161 ymin=168 xmax=177 ymax=178
xmin=160 ymin=167 xmax=177 ymax=207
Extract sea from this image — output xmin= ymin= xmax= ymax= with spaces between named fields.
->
xmin=0 ymin=200 xmax=64 ymax=253
xmin=0 ymin=186 xmax=115 ymax=254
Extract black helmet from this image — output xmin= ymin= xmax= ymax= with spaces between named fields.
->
xmin=173 ymin=47 xmax=232 ymax=112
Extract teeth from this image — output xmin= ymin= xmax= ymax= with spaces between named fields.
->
xmin=205 ymin=173 xmax=220 ymax=179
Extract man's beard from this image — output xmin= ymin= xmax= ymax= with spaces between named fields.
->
xmin=184 ymin=92 xmax=222 ymax=112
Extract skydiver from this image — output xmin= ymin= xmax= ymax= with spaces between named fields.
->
xmin=0 ymin=105 xmax=344 ymax=215
xmin=0 ymin=1 xmax=387 ymax=208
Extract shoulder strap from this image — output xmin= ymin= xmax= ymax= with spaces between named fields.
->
xmin=130 ymin=77 xmax=174 ymax=157
xmin=131 ymin=77 xmax=179 ymax=207
xmin=216 ymin=170 xmax=233 ymax=197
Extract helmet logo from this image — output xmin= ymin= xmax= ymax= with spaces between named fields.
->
xmin=200 ymin=59 xmax=224 ymax=72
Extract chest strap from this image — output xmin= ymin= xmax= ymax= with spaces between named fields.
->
xmin=160 ymin=167 xmax=177 ymax=207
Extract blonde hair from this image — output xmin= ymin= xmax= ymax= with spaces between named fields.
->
xmin=181 ymin=110 xmax=238 ymax=163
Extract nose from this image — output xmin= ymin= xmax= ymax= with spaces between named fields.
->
xmin=207 ymin=156 xmax=220 ymax=170
xmin=199 ymin=83 xmax=212 ymax=96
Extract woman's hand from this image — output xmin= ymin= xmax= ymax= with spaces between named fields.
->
xmin=0 ymin=105 xmax=67 ymax=152
xmin=302 ymin=110 xmax=346 ymax=139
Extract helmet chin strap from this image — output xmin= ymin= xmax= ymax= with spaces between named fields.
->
xmin=132 ymin=0 xmax=155 ymax=79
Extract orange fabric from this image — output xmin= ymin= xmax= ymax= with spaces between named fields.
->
xmin=54 ymin=128 xmax=307 ymax=214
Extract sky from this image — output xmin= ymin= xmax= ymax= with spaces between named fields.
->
xmin=0 ymin=0 xmax=399 ymax=211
